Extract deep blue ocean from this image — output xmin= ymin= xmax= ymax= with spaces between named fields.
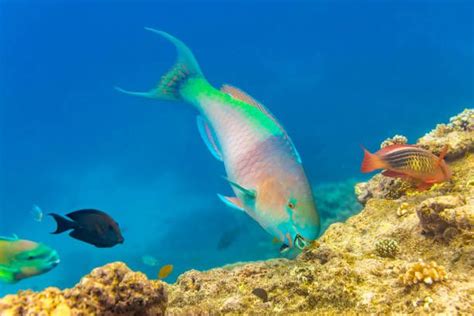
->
xmin=0 ymin=0 xmax=472 ymax=296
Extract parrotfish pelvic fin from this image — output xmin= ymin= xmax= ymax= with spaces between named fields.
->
xmin=222 ymin=176 xmax=256 ymax=199
xmin=197 ymin=116 xmax=223 ymax=161
xmin=217 ymin=194 xmax=244 ymax=212
xmin=0 ymin=265 xmax=17 ymax=283
xmin=115 ymin=28 xmax=204 ymax=102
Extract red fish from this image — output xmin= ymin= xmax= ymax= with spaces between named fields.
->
xmin=361 ymin=144 xmax=451 ymax=189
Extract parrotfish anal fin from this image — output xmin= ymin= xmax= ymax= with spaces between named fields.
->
xmin=223 ymin=177 xmax=256 ymax=199
xmin=381 ymin=170 xmax=409 ymax=179
xmin=217 ymin=194 xmax=244 ymax=212
xmin=197 ymin=116 xmax=223 ymax=161
xmin=221 ymin=84 xmax=302 ymax=163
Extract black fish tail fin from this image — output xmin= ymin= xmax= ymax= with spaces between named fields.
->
xmin=48 ymin=213 xmax=77 ymax=234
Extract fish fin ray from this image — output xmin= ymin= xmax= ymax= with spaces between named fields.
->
xmin=437 ymin=145 xmax=449 ymax=164
xmin=381 ymin=170 xmax=409 ymax=179
xmin=116 ymin=28 xmax=204 ymax=101
xmin=217 ymin=194 xmax=244 ymax=211
xmin=197 ymin=116 xmax=223 ymax=161
xmin=222 ymin=177 xmax=256 ymax=199
xmin=360 ymin=147 xmax=386 ymax=173
xmin=221 ymin=84 xmax=302 ymax=163
xmin=48 ymin=213 xmax=78 ymax=234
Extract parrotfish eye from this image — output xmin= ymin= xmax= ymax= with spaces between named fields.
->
xmin=287 ymin=201 xmax=296 ymax=210
xmin=108 ymin=225 xmax=114 ymax=231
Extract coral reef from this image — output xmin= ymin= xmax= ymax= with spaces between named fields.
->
xmin=418 ymin=108 xmax=474 ymax=160
xmin=399 ymin=260 xmax=448 ymax=286
xmin=374 ymin=239 xmax=399 ymax=258
xmin=380 ymin=134 xmax=408 ymax=148
xmin=1 ymin=109 xmax=472 ymax=314
xmin=0 ymin=262 xmax=167 ymax=315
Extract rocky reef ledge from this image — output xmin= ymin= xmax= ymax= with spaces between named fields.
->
xmin=1 ymin=109 xmax=473 ymax=315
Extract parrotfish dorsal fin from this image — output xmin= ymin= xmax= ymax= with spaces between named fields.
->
xmin=221 ymin=84 xmax=264 ymax=109
xmin=197 ymin=116 xmax=223 ymax=161
xmin=221 ymin=84 xmax=302 ymax=164
xmin=0 ymin=235 xmax=19 ymax=242
xmin=437 ymin=145 xmax=449 ymax=163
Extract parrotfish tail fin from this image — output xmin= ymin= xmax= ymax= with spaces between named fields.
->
xmin=360 ymin=146 xmax=385 ymax=173
xmin=48 ymin=213 xmax=78 ymax=234
xmin=115 ymin=28 xmax=204 ymax=101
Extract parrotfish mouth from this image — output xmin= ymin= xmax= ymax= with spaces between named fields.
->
xmin=294 ymin=234 xmax=311 ymax=250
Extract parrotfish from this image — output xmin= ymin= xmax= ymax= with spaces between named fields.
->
xmin=361 ymin=144 xmax=452 ymax=189
xmin=49 ymin=209 xmax=124 ymax=248
xmin=0 ymin=235 xmax=60 ymax=283
xmin=116 ymin=28 xmax=320 ymax=249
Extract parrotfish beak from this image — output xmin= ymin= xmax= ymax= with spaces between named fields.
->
xmin=294 ymin=234 xmax=311 ymax=250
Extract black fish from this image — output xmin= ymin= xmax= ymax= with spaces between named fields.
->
xmin=252 ymin=288 xmax=268 ymax=302
xmin=49 ymin=209 xmax=124 ymax=248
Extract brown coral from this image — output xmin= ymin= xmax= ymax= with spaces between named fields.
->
xmin=399 ymin=260 xmax=448 ymax=286
xmin=0 ymin=262 xmax=167 ymax=315
xmin=416 ymin=195 xmax=473 ymax=240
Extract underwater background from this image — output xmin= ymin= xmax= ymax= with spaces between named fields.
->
xmin=0 ymin=0 xmax=472 ymax=296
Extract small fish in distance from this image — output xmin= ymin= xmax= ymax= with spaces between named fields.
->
xmin=158 ymin=264 xmax=173 ymax=279
xmin=31 ymin=204 xmax=43 ymax=222
xmin=361 ymin=144 xmax=452 ymax=190
xmin=49 ymin=209 xmax=124 ymax=248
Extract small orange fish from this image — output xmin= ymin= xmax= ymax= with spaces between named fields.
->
xmin=361 ymin=144 xmax=451 ymax=189
xmin=158 ymin=264 xmax=173 ymax=279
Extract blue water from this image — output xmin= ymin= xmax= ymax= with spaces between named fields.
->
xmin=0 ymin=0 xmax=472 ymax=296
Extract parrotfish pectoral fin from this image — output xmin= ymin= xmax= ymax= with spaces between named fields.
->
xmin=116 ymin=28 xmax=204 ymax=102
xmin=279 ymin=244 xmax=290 ymax=253
xmin=221 ymin=84 xmax=302 ymax=163
xmin=222 ymin=177 xmax=256 ymax=199
xmin=197 ymin=116 xmax=223 ymax=161
xmin=217 ymin=194 xmax=244 ymax=212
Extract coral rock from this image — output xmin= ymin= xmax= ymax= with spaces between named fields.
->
xmin=0 ymin=262 xmax=167 ymax=315
xmin=418 ymin=109 xmax=474 ymax=160
xmin=416 ymin=195 xmax=473 ymax=239
xmin=380 ymin=134 xmax=408 ymax=148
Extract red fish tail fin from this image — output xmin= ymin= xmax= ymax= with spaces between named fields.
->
xmin=360 ymin=146 xmax=385 ymax=173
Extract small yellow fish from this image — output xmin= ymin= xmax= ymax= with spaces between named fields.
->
xmin=158 ymin=264 xmax=173 ymax=279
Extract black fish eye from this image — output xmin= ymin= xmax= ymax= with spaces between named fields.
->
xmin=27 ymin=256 xmax=34 ymax=260
xmin=108 ymin=225 xmax=114 ymax=231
